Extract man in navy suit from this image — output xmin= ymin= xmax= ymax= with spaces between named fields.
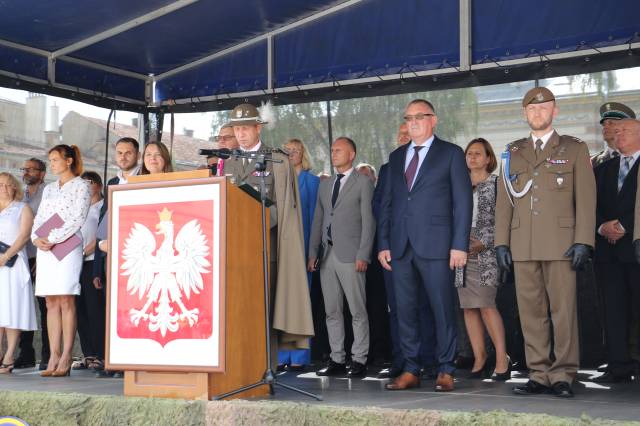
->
xmin=378 ymin=99 xmax=472 ymax=391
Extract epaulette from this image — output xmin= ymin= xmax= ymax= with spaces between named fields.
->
xmin=507 ymin=138 xmax=527 ymax=152
xmin=560 ymin=135 xmax=584 ymax=144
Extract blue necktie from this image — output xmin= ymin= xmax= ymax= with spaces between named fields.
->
xmin=618 ymin=156 xmax=631 ymax=192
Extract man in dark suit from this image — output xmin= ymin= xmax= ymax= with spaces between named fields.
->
xmin=594 ymin=118 xmax=640 ymax=383
xmin=373 ymin=124 xmax=438 ymax=380
xmin=94 ymin=136 xmax=140 ymax=378
xmin=378 ymin=99 xmax=472 ymax=391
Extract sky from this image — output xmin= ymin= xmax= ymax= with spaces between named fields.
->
xmin=1 ymin=67 xmax=639 ymax=141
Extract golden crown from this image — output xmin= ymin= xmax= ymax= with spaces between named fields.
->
xmin=158 ymin=207 xmax=173 ymax=222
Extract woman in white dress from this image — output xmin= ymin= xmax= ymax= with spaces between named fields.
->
xmin=0 ymin=172 xmax=37 ymax=374
xmin=32 ymin=145 xmax=90 ymax=377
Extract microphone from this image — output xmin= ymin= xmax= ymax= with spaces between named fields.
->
xmin=198 ymin=148 xmax=231 ymax=159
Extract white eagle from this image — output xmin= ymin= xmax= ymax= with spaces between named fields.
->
xmin=120 ymin=207 xmax=211 ymax=336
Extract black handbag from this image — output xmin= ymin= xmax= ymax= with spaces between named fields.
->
xmin=0 ymin=241 xmax=18 ymax=267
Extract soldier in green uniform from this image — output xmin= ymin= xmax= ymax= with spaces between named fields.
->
xmin=495 ymin=87 xmax=596 ymax=398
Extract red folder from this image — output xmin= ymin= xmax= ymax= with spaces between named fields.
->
xmin=35 ymin=213 xmax=82 ymax=261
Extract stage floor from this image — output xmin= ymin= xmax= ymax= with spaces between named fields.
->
xmin=0 ymin=366 xmax=638 ymax=422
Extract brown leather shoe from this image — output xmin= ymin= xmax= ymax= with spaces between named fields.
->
xmin=435 ymin=372 xmax=454 ymax=392
xmin=385 ymin=372 xmax=420 ymax=390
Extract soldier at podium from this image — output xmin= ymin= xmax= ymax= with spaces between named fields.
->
xmin=223 ymin=103 xmax=314 ymax=360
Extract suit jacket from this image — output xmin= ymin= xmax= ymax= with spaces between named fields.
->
xmin=378 ymin=136 xmax=472 ymax=259
xmin=372 ymin=162 xmax=388 ymax=221
xmin=309 ymin=171 xmax=375 ymax=264
xmin=591 ymin=147 xmax=618 ymax=168
xmin=595 ymin=155 xmax=639 ymax=263
xmin=635 ymin=165 xmax=640 ymax=242
xmin=495 ymin=132 xmax=596 ymax=261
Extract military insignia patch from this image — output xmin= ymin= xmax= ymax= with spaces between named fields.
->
xmin=606 ymin=103 xmax=611 ymax=111
xmin=536 ymin=93 xmax=544 ymax=102
xmin=236 ymin=109 xmax=243 ymax=118
xmin=548 ymin=159 xmax=569 ymax=164
xmin=556 ymin=176 xmax=564 ymax=186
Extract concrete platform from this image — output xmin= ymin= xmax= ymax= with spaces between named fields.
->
xmin=0 ymin=366 xmax=638 ymax=422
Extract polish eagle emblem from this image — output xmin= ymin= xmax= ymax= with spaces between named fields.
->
xmin=120 ymin=207 xmax=211 ymax=336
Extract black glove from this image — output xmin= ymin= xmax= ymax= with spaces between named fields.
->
xmin=634 ymin=240 xmax=640 ymax=264
xmin=563 ymin=243 xmax=592 ymax=271
xmin=495 ymin=245 xmax=512 ymax=273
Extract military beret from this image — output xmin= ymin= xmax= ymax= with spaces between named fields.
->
xmin=228 ymin=103 xmax=266 ymax=126
xmin=599 ymin=102 xmax=636 ymax=124
xmin=522 ymin=87 xmax=555 ymax=107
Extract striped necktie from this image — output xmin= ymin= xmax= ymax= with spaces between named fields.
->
xmin=618 ymin=156 xmax=632 ymax=192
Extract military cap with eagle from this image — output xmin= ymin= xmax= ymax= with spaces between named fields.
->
xmin=227 ymin=103 xmax=267 ymax=126
xmin=599 ymin=102 xmax=636 ymax=124
xmin=522 ymin=87 xmax=555 ymax=107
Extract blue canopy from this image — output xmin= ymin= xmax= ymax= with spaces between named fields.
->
xmin=0 ymin=0 xmax=639 ymax=112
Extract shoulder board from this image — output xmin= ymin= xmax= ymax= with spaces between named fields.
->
xmin=559 ymin=135 xmax=584 ymax=144
xmin=505 ymin=138 xmax=527 ymax=152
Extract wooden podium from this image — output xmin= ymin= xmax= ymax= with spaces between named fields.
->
xmin=106 ymin=170 xmax=270 ymax=400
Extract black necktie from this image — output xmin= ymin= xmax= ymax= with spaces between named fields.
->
xmin=331 ymin=174 xmax=344 ymax=207
xmin=328 ymin=173 xmax=344 ymax=242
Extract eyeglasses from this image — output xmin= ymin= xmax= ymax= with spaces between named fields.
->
xmin=214 ymin=135 xmax=236 ymax=142
xmin=403 ymin=113 xmax=435 ymax=122
xmin=19 ymin=167 xmax=44 ymax=173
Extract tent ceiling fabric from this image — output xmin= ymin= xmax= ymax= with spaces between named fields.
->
xmin=0 ymin=0 xmax=639 ymax=112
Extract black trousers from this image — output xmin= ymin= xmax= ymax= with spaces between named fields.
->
xmin=18 ymin=258 xmax=49 ymax=363
xmin=595 ymin=261 xmax=640 ymax=376
xmin=76 ymin=260 xmax=106 ymax=359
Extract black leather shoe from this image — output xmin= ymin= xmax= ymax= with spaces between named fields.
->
xmin=593 ymin=371 xmax=632 ymax=384
xmin=347 ymin=361 xmax=366 ymax=378
xmin=13 ymin=357 xmax=36 ymax=369
xmin=512 ymin=380 xmax=549 ymax=395
xmin=276 ymin=364 xmax=286 ymax=372
xmin=316 ymin=360 xmax=346 ymax=376
xmin=551 ymin=381 xmax=574 ymax=398
xmin=377 ymin=366 xmax=402 ymax=379
xmin=38 ymin=362 xmax=48 ymax=371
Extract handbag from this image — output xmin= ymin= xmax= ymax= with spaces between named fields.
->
xmin=0 ymin=241 xmax=18 ymax=267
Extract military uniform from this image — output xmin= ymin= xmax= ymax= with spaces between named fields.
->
xmin=495 ymin=88 xmax=596 ymax=387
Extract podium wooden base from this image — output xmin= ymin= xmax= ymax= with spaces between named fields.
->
xmin=124 ymin=371 xmax=209 ymax=400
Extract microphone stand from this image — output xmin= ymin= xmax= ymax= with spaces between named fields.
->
xmin=214 ymin=151 xmax=321 ymax=401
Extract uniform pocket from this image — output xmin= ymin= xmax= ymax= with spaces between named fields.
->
xmin=558 ymin=217 xmax=575 ymax=228
xmin=547 ymin=171 xmax=573 ymax=191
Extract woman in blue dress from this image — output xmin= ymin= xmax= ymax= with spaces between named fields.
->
xmin=278 ymin=139 xmax=320 ymax=371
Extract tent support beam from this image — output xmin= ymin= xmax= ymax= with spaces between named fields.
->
xmin=51 ymin=0 xmax=200 ymax=59
xmin=155 ymin=0 xmax=364 ymax=82
xmin=459 ymin=0 xmax=472 ymax=72
xmin=160 ymin=40 xmax=640 ymax=106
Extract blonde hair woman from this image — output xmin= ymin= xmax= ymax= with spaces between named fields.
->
xmin=0 ymin=172 xmax=37 ymax=373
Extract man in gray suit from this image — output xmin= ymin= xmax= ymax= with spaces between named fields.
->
xmin=308 ymin=137 xmax=376 ymax=378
